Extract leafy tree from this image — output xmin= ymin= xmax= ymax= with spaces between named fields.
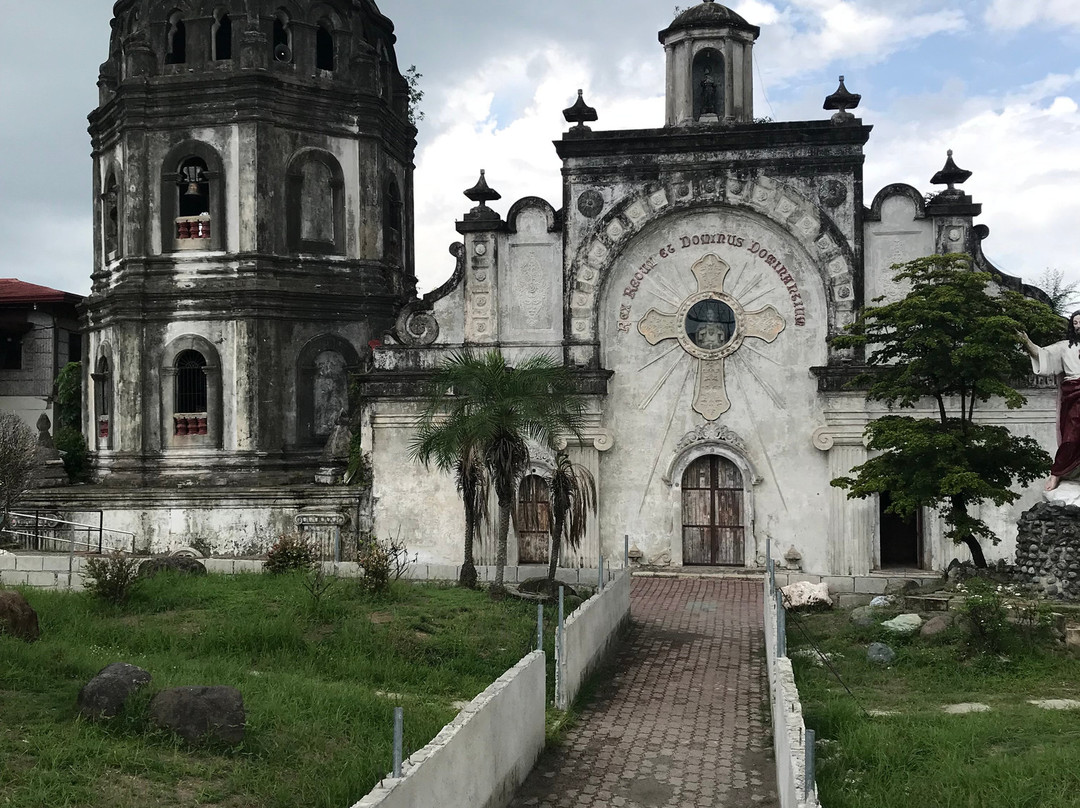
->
xmin=831 ymin=253 xmax=1061 ymax=567
xmin=0 ymin=413 xmax=37 ymax=538
xmin=404 ymin=65 xmax=424 ymax=126
xmin=544 ymin=450 xmax=596 ymax=589
xmin=410 ymin=350 xmax=586 ymax=597
xmin=53 ymin=361 xmax=89 ymax=481
xmin=1035 ymin=268 xmax=1080 ymax=317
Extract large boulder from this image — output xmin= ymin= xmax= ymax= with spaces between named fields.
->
xmin=920 ymin=613 xmax=955 ymax=638
xmin=0 ymin=590 xmax=40 ymax=642
xmin=781 ymin=581 xmax=833 ymax=609
xmin=867 ymin=642 xmax=896 ymax=665
xmin=150 ymin=686 xmax=245 ymax=745
xmin=138 ymin=557 xmax=207 ymax=579
xmin=850 ymin=605 xmax=877 ymax=627
xmin=77 ymin=662 xmax=152 ymax=720
xmin=882 ymin=613 xmax=924 ymax=634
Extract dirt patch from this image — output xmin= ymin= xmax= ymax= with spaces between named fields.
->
xmin=369 ymin=612 xmax=393 ymax=624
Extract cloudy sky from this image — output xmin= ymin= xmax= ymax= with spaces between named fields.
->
xmin=3 ymin=0 xmax=1079 ymax=298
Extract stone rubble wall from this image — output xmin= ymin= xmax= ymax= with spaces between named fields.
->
xmin=1015 ymin=501 xmax=1080 ymax=601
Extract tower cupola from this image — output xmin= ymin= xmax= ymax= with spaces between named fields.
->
xmin=659 ymin=0 xmax=760 ymax=126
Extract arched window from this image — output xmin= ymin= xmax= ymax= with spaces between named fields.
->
xmin=384 ymin=178 xmax=403 ymax=265
xmin=213 ymin=11 xmax=232 ymax=61
xmin=162 ymin=142 xmax=226 ymax=252
xmin=273 ymin=13 xmax=292 ymax=63
xmin=165 ymin=13 xmax=186 ymax=65
xmin=692 ymin=48 xmax=724 ymax=121
xmin=93 ymin=355 xmax=113 ymax=443
xmin=174 ymin=350 xmax=208 ymax=436
xmin=316 ymin=22 xmax=334 ymax=71
xmin=286 ymin=151 xmax=345 ymax=254
xmin=103 ymin=171 xmax=120 ymax=259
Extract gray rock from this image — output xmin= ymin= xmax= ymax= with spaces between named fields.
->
xmin=920 ymin=614 xmax=954 ymax=638
xmin=867 ymin=642 xmax=896 ymax=665
xmin=0 ymin=589 xmax=40 ymax=642
xmin=882 ymin=613 xmax=923 ymax=633
xmin=150 ymin=686 xmax=245 ymax=745
xmin=77 ymin=662 xmax=152 ymax=720
xmin=884 ymin=579 xmax=919 ymax=596
xmin=138 ymin=557 xmax=207 ymax=578
xmin=850 ymin=605 xmax=876 ymax=627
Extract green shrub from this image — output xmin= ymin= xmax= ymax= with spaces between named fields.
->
xmin=265 ymin=533 xmax=317 ymax=574
xmin=357 ymin=537 xmax=391 ymax=594
xmin=54 ymin=426 xmax=90 ymax=482
xmin=83 ymin=552 xmax=140 ymax=604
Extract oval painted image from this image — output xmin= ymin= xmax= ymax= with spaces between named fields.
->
xmin=686 ymin=299 xmax=736 ymax=350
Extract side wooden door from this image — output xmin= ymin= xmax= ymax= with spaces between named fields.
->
xmin=517 ymin=475 xmax=550 ymax=564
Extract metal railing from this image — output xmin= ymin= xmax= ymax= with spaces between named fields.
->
xmin=3 ymin=511 xmax=136 ymax=554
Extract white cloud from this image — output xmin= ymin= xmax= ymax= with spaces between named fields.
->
xmin=985 ymin=0 xmax=1080 ymax=30
xmin=863 ymin=71 xmax=1080 ymax=288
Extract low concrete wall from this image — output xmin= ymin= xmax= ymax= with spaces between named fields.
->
xmin=351 ymin=650 xmax=546 ymax=808
xmin=764 ymin=575 xmax=820 ymax=808
xmin=558 ymin=567 xmax=631 ymax=710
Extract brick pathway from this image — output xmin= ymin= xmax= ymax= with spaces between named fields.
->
xmin=509 ymin=576 xmax=779 ymax=808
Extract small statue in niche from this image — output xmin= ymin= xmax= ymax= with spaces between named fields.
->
xmin=699 ymin=66 xmax=718 ymax=117
xmin=313 ymin=351 xmax=347 ymax=439
xmin=1021 ymin=312 xmax=1080 ymax=490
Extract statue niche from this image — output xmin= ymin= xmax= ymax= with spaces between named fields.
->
xmin=693 ymin=49 xmax=724 ymax=121
xmin=296 ymin=336 xmax=359 ymax=447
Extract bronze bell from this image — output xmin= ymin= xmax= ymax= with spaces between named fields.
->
xmin=180 ymin=165 xmax=205 ymax=196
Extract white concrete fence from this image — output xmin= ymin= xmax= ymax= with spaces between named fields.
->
xmin=556 ymin=567 xmax=632 ymax=710
xmin=350 ymin=651 xmax=547 ymax=808
xmin=764 ymin=563 xmax=821 ymax=808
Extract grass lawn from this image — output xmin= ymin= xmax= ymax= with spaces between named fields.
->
xmin=788 ymin=607 xmax=1080 ymax=808
xmin=0 ymin=573 xmax=560 ymax=808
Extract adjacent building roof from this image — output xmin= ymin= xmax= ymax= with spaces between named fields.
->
xmin=0 ymin=279 xmax=84 ymax=306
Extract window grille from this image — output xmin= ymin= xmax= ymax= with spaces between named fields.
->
xmin=175 ymin=350 xmax=207 ymax=414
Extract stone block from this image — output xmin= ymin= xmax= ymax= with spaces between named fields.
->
xmin=40 ymin=556 xmax=74 ymax=573
xmin=854 ymin=576 xmax=888 ymax=594
xmin=15 ymin=555 xmax=43 ymax=571
xmin=233 ymin=560 xmax=263 ymax=574
xmin=203 ymin=559 xmax=235 ymax=574
xmin=426 ymin=564 xmax=459 ymax=581
xmin=822 ymin=575 xmax=855 ymax=593
xmin=0 ymin=554 xmax=17 ymax=571
xmin=25 ymin=571 xmax=60 ymax=588
xmin=334 ymin=562 xmax=362 ymax=578
xmin=834 ymin=592 xmax=873 ymax=608
xmin=402 ymin=564 xmax=428 ymax=580
xmin=0 ymin=571 xmax=29 ymax=587
xmin=555 ymin=568 xmax=580 ymax=584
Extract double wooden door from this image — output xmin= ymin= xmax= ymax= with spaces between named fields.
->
xmin=517 ymin=475 xmax=551 ymax=564
xmin=681 ymin=455 xmax=745 ymax=566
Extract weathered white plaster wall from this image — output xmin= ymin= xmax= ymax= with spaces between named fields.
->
xmin=864 ymin=191 xmax=934 ymax=306
xmin=559 ymin=568 xmax=630 ymax=709
xmin=598 ymin=207 xmax=831 ymax=570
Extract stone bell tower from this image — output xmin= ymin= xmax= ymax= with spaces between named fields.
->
xmin=84 ymin=0 xmax=416 ymax=486
xmin=659 ymin=0 xmax=760 ymax=126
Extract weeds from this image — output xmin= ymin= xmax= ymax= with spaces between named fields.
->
xmin=82 ymin=551 xmax=140 ymax=604
xmin=265 ymin=533 xmax=317 ymax=575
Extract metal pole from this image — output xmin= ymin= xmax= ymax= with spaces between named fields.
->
xmin=556 ymin=585 xmax=565 ymax=709
xmin=776 ymin=589 xmax=787 ymax=658
xmin=392 ymin=706 xmax=403 ymax=777
xmin=98 ymin=511 xmax=104 ymax=554
xmin=624 ymin=533 xmax=629 ymax=568
xmin=536 ymin=603 xmax=543 ymax=652
xmin=805 ymin=728 xmax=816 ymax=800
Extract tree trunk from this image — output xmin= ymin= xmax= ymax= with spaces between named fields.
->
xmin=491 ymin=499 xmax=510 ymax=598
xmin=547 ymin=516 xmax=565 ymax=588
xmin=960 ymin=535 xmax=988 ymax=568
xmin=460 ymin=507 xmax=478 ymax=589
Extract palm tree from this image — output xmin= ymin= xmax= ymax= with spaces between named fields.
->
xmin=545 ymin=450 xmax=597 ymax=590
xmin=454 ymin=444 xmax=487 ymax=588
xmin=410 ymin=350 xmax=586 ymax=597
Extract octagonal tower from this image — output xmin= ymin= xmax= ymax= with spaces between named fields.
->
xmin=85 ymin=0 xmax=416 ymax=485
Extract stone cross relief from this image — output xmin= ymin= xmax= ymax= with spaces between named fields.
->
xmin=637 ymin=253 xmax=785 ymax=420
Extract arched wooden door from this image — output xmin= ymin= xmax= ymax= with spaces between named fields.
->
xmin=682 ymin=455 xmax=745 ymax=566
xmin=517 ymin=475 xmax=550 ymax=564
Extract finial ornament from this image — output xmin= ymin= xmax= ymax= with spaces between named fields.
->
xmin=823 ymin=75 xmax=861 ymax=124
xmin=930 ymin=149 xmax=973 ymax=192
xmin=563 ymin=89 xmax=598 ymax=133
xmin=463 ymin=170 xmax=502 ymax=221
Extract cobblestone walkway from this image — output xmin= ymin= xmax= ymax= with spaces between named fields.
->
xmin=509 ymin=576 xmax=779 ymax=808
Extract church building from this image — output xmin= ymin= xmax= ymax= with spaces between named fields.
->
xmin=356 ymin=0 xmax=1054 ymax=579
xmin=30 ymin=0 xmax=1054 ymax=580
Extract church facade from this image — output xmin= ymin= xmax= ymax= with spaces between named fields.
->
xmin=29 ymin=0 xmax=1056 ymax=577
xmin=357 ymin=0 xmax=1056 ymax=578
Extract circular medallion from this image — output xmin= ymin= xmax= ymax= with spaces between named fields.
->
xmin=818 ymin=179 xmax=847 ymax=209
xmin=474 ymin=243 xmax=487 ymax=256
xmin=577 ymin=189 xmax=604 ymax=218
xmin=676 ymin=293 xmax=744 ymax=361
